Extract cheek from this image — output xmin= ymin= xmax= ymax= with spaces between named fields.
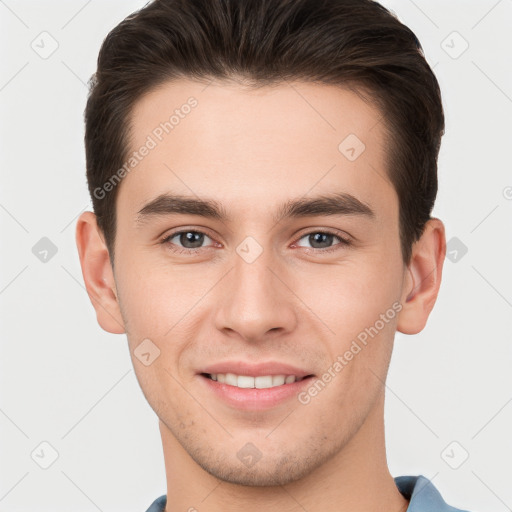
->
xmin=115 ymin=257 xmax=224 ymax=387
xmin=293 ymin=256 xmax=403 ymax=340
xmin=115 ymin=260 xmax=203 ymax=416
xmin=116 ymin=253 xmax=205 ymax=337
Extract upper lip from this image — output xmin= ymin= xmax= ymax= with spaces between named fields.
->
xmin=198 ymin=361 xmax=314 ymax=378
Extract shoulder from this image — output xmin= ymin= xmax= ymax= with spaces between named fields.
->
xmin=394 ymin=475 xmax=472 ymax=512
xmin=144 ymin=494 xmax=167 ymax=512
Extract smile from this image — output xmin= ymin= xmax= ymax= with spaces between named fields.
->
xmin=203 ymin=373 xmax=311 ymax=389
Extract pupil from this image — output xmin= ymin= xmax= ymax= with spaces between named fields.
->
xmin=181 ymin=231 xmax=204 ymax=248
xmin=310 ymin=233 xmax=332 ymax=248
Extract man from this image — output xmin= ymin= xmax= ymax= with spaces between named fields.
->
xmin=75 ymin=0 xmax=470 ymax=510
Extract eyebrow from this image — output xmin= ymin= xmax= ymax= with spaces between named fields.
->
xmin=135 ymin=191 xmax=375 ymax=226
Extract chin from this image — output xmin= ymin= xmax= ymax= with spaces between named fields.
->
xmin=189 ymin=446 xmax=326 ymax=487
xmin=201 ymin=461 xmax=310 ymax=487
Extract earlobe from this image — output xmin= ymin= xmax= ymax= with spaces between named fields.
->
xmin=397 ymin=218 xmax=446 ymax=335
xmin=75 ymin=211 xmax=125 ymax=334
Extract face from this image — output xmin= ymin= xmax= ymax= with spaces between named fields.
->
xmin=98 ymin=79 xmax=413 ymax=485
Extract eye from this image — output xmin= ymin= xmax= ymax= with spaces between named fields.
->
xmin=160 ymin=228 xmax=351 ymax=256
xmin=294 ymin=230 xmax=351 ymax=252
xmin=161 ymin=230 xmax=216 ymax=254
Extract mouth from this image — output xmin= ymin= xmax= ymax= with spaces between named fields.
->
xmin=197 ymin=369 xmax=316 ymax=410
xmin=200 ymin=372 xmax=314 ymax=389
xmin=196 ymin=361 xmax=316 ymax=410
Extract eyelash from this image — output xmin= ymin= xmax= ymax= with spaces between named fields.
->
xmin=160 ymin=229 xmax=352 ymax=255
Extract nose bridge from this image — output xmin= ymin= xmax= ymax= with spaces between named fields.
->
xmin=214 ymin=238 xmax=297 ymax=340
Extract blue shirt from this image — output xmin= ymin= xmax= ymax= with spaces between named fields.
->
xmin=145 ymin=475 xmax=471 ymax=511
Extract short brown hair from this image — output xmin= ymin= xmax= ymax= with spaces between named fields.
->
xmin=84 ymin=0 xmax=444 ymax=265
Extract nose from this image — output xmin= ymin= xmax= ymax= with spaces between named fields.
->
xmin=213 ymin=242 xmax=298 ymax=343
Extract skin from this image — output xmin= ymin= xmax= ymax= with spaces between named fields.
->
xmin=76 ymin=79 xmax=446 ymax=512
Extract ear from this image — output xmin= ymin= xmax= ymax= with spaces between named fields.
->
xmin=397 ymin=218 xmax=446 ymax=335
xmin=75 ymin=211 xmax=125 ymax=334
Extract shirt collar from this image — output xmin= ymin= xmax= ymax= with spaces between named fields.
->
xmin=147 ymin=475 xmax=466 ymax=512
xmin=394 ymin=475 xmax=466 ymax=511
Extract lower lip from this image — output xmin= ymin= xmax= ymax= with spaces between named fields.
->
xmin=198 ymin=374 xmax=315 ymax=410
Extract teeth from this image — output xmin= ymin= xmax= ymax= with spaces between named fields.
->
xmin=272 ymin=375 xmax=285 ymax=386
xmin=238 ymin=375 xmax=256 ymax=388
xmin=208 ymin=373 xmax=304 ymax=389
xmin=225 ymin=373 xmax=238 ymax=386
xmin=255 ymin=376 xmax=273 ymax=388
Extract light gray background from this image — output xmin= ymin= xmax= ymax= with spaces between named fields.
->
xmin=1 ymin=1 xmax=511 ymax=511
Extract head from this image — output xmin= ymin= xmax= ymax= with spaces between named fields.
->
xmin=77 ymin=0 xmax=446 ymax=487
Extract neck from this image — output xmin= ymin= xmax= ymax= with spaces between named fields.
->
xmin=159 ymin=392 xmax=408 ymax=512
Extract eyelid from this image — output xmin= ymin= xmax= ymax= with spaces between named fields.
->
xmin=161 ymin=225 xmax=217 ymax=240
xmin=293 ymin=226 xmax=352 ymax=243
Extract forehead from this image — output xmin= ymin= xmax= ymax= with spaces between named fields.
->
xmin=119 ymin=78 xmax=395 ymax=222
